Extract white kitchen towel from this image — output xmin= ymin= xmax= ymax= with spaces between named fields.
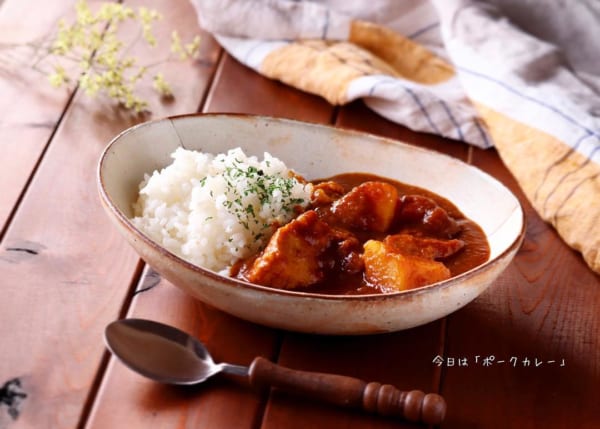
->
xmin=191 ymin=0 xmax=600 ymax=274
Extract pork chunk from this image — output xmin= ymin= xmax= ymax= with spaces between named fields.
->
xmin=396 ymin=195 xmax=461 ymax=237
xmin=330 ymin=228 xmax=364 ymax=274
xmin=242 ymin=210 xmax=332 ymax=289
xmin=331 ymin=181 xmax=398 ymax=232
xmin=311 ymin=181 xmax=346 ymax=206
xmin=363 ymin=240 xmax=451 ymax=292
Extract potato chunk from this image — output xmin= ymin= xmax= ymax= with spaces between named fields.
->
xmin=363 ymin=240 xmax=451 ymax=292
xmin=243 ymin=210 xmax=332 ymax=289
xmin=331 ymin=181 xmax=398 ymax=232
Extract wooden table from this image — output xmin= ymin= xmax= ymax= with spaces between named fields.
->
xmin=1 ymin=1 xmax=599 ymax=428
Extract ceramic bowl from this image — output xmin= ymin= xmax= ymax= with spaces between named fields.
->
xmin=98 ymin=114 xmax=525 ymax=335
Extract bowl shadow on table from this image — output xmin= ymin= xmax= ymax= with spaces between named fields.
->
xmin=438 ymin=270 xmax=600 ymax=428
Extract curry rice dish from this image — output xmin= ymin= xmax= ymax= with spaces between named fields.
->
xmin=132 ymin=148 xmax=490 ymax=295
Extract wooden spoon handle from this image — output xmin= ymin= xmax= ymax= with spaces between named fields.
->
xmin=248 ymin=356 xmax=446 ymax=425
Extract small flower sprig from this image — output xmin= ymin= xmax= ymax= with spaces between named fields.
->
xmin=3 ymin=0 xmax=201 ymax=112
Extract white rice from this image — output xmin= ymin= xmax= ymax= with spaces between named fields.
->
xmin=131 ymin=147 xmax=312 ymax=273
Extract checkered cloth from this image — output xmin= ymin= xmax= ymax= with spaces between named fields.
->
xmin=192 ymin=0 xmax=600 ymax=274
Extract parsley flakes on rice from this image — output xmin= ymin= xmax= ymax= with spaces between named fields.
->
xmin=131 ymin=147 xmax=312 ymax=273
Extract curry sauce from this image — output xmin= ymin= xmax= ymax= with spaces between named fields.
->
xmin=233 ymin=173 xmax=490 ymax=295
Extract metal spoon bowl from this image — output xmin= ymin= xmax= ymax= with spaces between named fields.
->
xmin=105 ymin=318 xmax=446 ymax=425
xmin=105 ymin=318 xmax=247 ymax=385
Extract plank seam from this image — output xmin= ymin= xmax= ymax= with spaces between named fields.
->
xmin=0 ymin=85 xmax=79 ymax=244
xmin=76 ymin=258 xmax=146 ymax=429
xmin=76 ymin=29 xmax=225 ymax=429
xmin=196 ymin=47 xmax=224 ymax=113
xmin=201 ymin=49 xmax=227 ymax=113
xmin=435 ymin=317 xmax=449 ymax=429
xmin=330 ymin=105 xmax=340 ymax=125
xmin=256 ymin=332 xmax=285 ymax=429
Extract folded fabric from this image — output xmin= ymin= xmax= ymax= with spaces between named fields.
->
xmin=191 ymin=0 xmax=600 ymax=274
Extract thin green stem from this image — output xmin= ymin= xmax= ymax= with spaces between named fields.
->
xmin=0 ymin=0 xmax=200 ymax=112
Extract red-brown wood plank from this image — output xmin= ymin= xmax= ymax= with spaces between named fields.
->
xmin=204 ymin=53 xmax=335 ymax=122
xmin=84 ymin=52 xmax=336 ymax=428
xmin=336 ymin=100 xmax=469 ymax=160
xmin=0 ymin=0 xmax=80 ymax=234
xmin=439 ymin=148 xmax=600 ymax=428
xmin=0 ymin=1 xmax=220 ymax=427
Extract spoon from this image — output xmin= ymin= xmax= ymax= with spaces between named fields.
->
xmin=105 ymin=318 xmax=446 ymax=425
